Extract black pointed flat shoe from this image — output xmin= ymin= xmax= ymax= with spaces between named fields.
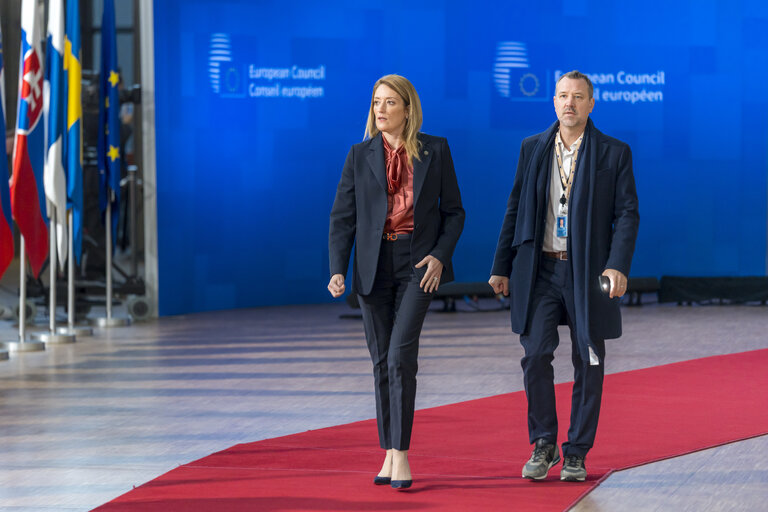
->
xmin=373 ymin=476 xmax=391 ymax=485
xmin=391 ymin=479 xmax=412 ymax=489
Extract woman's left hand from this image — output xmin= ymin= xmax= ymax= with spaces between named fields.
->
xmin=415 ymin=255 xmax=444 ymax=293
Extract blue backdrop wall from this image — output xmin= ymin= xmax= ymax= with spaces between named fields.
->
xmin=153 ymin=0 xmax=768 ymax=316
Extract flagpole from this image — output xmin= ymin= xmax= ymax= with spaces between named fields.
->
xmin=107 ymin=201 xmax=112 ymax=319
xmin=48 ymin=223 xmax=55 ymax=330
xmin=7 ymin=237 xmax=45 ymax=353
xmin=31 ymin=207 xmax=75 ymax=344
xmin=92 ymin=0 xmax=129 ymax=329
xmin=68 ymin=211 xmax=75 ymax=325
xmin=92 ymin=198 xmax=129 ymax=328
xmin=57 ymin=209 xmax=92 ymax=337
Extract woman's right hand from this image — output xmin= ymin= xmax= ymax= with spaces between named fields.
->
xmin=328 ymin=274 xmax=346 ymax=298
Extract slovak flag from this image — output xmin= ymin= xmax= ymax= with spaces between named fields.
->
xmin=11 ymin=0 xmax=49 ymax=278
xmin=0 ymin=18 xmax=13 ymax=280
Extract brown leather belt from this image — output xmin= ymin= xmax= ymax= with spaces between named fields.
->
xmin=543 ymin=251 xmax=568 ymax=260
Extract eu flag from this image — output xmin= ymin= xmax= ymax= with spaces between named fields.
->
xmin=0 ymin=18 xmax=13 ymax=279
xmin=97 ymin=0 xmax=121 ymax=245
xmin=65 ymin=0 xmax=83 ymax=263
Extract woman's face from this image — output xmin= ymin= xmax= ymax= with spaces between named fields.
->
xmin=373 ymin=84 xmax=408 ymax=138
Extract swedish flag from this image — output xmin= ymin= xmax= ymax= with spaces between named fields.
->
xmin=64 ymin=0 xmax=83 ymax=263
xmin=97 ymin=0 xmax=121 ymax=245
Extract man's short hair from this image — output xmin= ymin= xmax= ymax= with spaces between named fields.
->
xmin=556 ymin=70 xmax=594 ymax=99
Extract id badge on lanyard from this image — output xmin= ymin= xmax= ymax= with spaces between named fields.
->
xmin=556 ymin=214 xmax=568 ymax=238
xmin=555 ymin=136 xmax=581 ymax=238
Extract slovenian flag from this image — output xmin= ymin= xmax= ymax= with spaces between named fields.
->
xmin=44 ymin=0 xmax=68 ymax=268
xmin=0 ymin=18 xmax=13 ymax=279
xmin=65 ymin=0 xmax=83 ymax=263
xmin=98 ymin=0 xmax=121 ymax=246
xmin=11 ymin=0 xmax=48 ymax=278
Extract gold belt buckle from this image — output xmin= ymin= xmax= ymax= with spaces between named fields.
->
xmin=384 ymin=233 xmax=397 ymax=241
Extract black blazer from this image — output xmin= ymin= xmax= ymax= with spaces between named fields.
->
xmin=329 ymin=132 xmax=465 ymax=295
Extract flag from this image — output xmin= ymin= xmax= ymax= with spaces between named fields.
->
xmin=11 ymin=0 xmax=48 ymax=278
xmin=44 ymin=0 xmax=67 ymax=268
xmin=98 ymin=0 xmax=121 ymax=246
xmin=0 ymin=19 xmax=14 ymax=280
xmin=64 ymin=0 xmax=83 ymax=263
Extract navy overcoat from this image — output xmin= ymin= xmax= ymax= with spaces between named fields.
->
xmin=491 ymin=119 xmax=639 ymax=360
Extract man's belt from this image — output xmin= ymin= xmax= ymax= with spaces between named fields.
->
xmin=382 ymin=232 xmax=411 ymax=241
xmin=543 ymin=251 xmax=568 ymax=260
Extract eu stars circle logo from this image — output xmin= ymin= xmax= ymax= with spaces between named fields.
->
xmin=519 ymin=73 xmax=539 ymax=97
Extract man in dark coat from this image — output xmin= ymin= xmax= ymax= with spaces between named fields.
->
xmin=489 ymin=70 xmax=639 ymax=482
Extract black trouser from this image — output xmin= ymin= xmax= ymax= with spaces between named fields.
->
xmin=357 ymin=237 xmax=433 ymax=450
xmin=520 ymin=255 xmax=606 ymax=458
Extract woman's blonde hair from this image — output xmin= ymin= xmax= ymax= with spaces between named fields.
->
xmin=364 ymin=74 xmax=423 ymax=163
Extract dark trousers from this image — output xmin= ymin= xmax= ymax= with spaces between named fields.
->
xmin=357 ymin=238 xmax=433 ymax=450
xmin=520 ymin=256 xmax=606 ymax=457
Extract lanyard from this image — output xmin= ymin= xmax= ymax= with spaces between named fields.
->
xmin=554 ymin=134 xmax=582 ymax=207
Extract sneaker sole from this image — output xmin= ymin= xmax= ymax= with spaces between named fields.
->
xmin=522 ymin=455 xmax=561 ymax=480
xmin=560 ymin=473 xmax=586 ymax=482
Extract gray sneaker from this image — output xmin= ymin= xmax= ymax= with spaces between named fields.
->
xmin=560 ymin=454 xmax=587 ymax=481
xmin=522 ymin=439 xmax=560 ymax=480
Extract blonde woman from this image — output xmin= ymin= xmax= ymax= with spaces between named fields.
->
xmin=328 ymin=75 xmax=464 ymax=489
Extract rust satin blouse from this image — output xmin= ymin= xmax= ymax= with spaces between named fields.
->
xmin=382 ymin=136 xmax=414 ymax=234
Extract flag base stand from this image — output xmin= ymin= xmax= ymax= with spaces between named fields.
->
xmin=90 ymin=316 xmax=131 ymax=328
xmin=12 ymin=240 xmax=45 ymax=353
xmin=6 ymin=340 xmax=46 ymax=352
xmin=29 ymin=331 xmax=76 ymax=344
xmin=57 ymin=326 xmax=94 ymax=337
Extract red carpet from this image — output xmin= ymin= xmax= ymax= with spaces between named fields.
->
xmin=94 ymin=349 xmax=768 ymax=511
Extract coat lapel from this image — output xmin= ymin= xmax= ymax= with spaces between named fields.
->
xmin=413 ymin=136 xmax=432 ymax=203
xmin=535 ymin=133 xmax=551 ymax=205
xmin=366 ymin=133 xmax=387 ymax=192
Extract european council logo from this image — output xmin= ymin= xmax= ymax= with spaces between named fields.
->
xmin=209 ymin=33 xmax=244 ymax=97
xmin=493 ymin=41 xmax=548 ymax=101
